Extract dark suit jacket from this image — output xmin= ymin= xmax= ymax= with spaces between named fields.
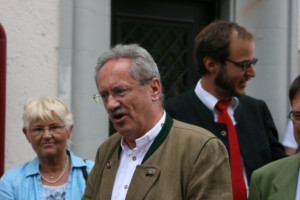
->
xmin=165 ymin=90 xmax=286 ymax=183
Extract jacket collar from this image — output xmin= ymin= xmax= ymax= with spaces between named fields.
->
xmin=268 ymin=154 xmax=300 ymax=199
xmin=188 ymin=90 xmax=242 ymax=122
xmin=103 ymin=114 xmax=173 ymax=200
xmin=117 ymin=113 xmax=173 ymax=163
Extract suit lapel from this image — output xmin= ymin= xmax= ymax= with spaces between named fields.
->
xmin=268 ymin=154 xmax=300 ymax=200
xmin=125 ymin=165 xmax=160 ymax=200
xmin=98 ymin=158 xmax=120 ymax=199
xmin=125 ymin=115 xmax=171 ymax=199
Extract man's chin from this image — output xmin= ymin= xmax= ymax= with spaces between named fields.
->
xmin=233 ymin=88 xmax=246 ymax=98
xmin=236 ymin=91 xmax=245 ymax=98
xmin=114 ymin=125 xmax=130 ymax=136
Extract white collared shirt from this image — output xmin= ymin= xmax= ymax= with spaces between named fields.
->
xmin=194 ymin=79 xmax=249 ymax=195
xmin=296 ymin=169 xmax=300 ymax=200
xmin=111 ymin=111 xmax=166 ymax=200
xmin=194 ymin=80 xmax=239 ymax=124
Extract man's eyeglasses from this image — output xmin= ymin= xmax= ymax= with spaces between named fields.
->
xmin=288 ymin=111 xmax=300 ymax=124
xmin=94 ymin=82 xmax=148 ymax=104
xmin=29 ymin=125 xmax=65 ymax=136
xmin=226 ymin=58 xmax=258 ymax=71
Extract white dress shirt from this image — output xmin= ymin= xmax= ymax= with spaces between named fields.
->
xmin=296 ymin=169 xmax=300 ymax=200
xmin=111 ymin=111 xmax=166 ymax=200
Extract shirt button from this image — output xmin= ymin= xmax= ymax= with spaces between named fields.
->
xmin=132 ymin=156 xmax=136 ymax=161
xmin=124 ymin=185 xmax=128 ymax=189
xmin=220 ymin=130 xmax=227 ymax=137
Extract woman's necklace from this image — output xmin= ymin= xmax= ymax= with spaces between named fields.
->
xmin=40 ymin=156 xmax=69 ymax=184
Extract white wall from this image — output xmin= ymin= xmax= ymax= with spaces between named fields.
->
xmin=60 ymin=0 xmax=110 ymax=161
xmin=1 ymin=0 xmax=60 ymax=170
xmin=236 ymin=0 xmax=299 ymax=141
xmin=1 ymin=0 xmax=111 ymax=171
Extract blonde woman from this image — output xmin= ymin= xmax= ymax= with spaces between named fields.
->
xmin=0 ymin=97 xmax=94 ymax=200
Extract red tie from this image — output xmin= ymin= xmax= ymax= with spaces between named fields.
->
xmin=216 ymin=100 xmax=247 ymax=200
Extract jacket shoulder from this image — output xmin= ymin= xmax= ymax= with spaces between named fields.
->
xmin=170 ymin=119 xmax=226 ymax=156
xmin=239 ymin=95 xmax=267 ymax=107
xmin=95 ymin=133 xmax=121 ymax=160
xmin=252 ymin=154 xmax=300 ymax=182
xmin=171 ymin=119 xmax=216 ymax=140
xmin=99 ymin=133 xmax=122 ymax=148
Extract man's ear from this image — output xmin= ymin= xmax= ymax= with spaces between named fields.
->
xmin=203 ymin=56 xmax=218 ymax=73
xmin=23 ymin=127 xmax=31 ymax=143
xmin=149 ymin=78 xmax=161 ymax=101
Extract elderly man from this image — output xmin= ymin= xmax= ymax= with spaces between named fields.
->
xmin=248 ymin=75 xmax=300 ymax=200
xmin=82 ymin=44 xmax=232 ymax=200
xmin=165 ymin=21 xmax=286 ymax=200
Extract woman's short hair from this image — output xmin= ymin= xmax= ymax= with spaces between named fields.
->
xmin=23 ymin=97 xmax=73 ymax=130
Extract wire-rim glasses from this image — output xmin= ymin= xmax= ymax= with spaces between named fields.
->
xmin=226 ymin=58 xmax=258 ymax=71
xmin=288 ymin=111 xmax=300 ymax=124
xmin=29 ymin=125 xmax=65 ymax=136
xmin=94 ymin=81 xmax=149 ymax=104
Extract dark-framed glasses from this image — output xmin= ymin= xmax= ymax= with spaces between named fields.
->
xmin=226 ymin=58 xmax=258 ymax=71
xmin=288 ymin=111 xmax=300 ymax=124
xmin=94 ymin=82 xmax=147 ymax=104
xmin=29 ymin=125 xmax=65 ymax=136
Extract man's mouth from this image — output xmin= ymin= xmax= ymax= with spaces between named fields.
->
xmin=110 ymin=108 xmax=127 ymax=121
xmin=112 ymin=113 xmax=125 ymax=120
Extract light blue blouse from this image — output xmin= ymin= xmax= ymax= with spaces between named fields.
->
xmin=0 ymin=150 xmax=94 ymax=200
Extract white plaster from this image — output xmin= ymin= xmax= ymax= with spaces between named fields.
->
xmin=67 ymin=0 xmax=110 ymax=160
xmin=299 ymin=0 xmax=300 ymax=49
xmin=237 ymin=0 xmax=298 ymax=141
xmin=0 ymin=0 xmax=60 ymax=170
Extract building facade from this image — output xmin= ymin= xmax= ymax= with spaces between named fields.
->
xmin=1 ymin=0 xmax=299 ymax=171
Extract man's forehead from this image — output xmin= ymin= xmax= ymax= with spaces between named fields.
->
xmin=98 ymin=73 xmax=138 ymax=91
xmin=99 ymin=58 xmax=131 ymax=75
xmin=228 ymin=38 xmax=255 ymax=57
xmin=103 ymin=57 xmax=131 ymax=67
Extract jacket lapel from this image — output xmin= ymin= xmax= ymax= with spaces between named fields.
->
xmin=125 ymin=165 xmax=160 ymax=200
xmin=99 ymin=115 xmax=171 ymax=199
xmin=99 ymin=158 xmax=120 ymax=199
xmin=268 ymin=154 xmax=300 ymax=200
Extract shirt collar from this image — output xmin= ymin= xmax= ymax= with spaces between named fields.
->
xmin=25 ymin=150 xmax=87 ymax=178
xmin=195 ymin=79 xmax=239 ymax=111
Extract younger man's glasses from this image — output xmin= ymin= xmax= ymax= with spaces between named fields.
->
xmin=226 ymin=58 xmax=258 ymax=71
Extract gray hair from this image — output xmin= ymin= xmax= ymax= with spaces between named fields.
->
xmin=95 ymin=44 xmax=161 ymax=90
xmin=23 ymin=97 xmax=73 ymax=130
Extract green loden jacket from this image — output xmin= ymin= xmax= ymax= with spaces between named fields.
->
xmin=249 ymin=153 xmax=300 ymax=200
xmin=82 ymin=114 xmax=233 ymax=200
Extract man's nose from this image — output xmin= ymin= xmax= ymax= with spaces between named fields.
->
xmin=246 ymin=64 xmax=256 ymax=77
xmin=105 ymin=95 xmax=121 ymax=112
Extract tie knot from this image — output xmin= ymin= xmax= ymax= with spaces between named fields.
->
xmin=216 ymin=100 xmax=231 ymax=111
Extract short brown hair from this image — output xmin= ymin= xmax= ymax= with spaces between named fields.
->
xmin=289 ymin=75 xmax=300 ymax=105
xmin=193 ymin=20 xmax=254 ymax=77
